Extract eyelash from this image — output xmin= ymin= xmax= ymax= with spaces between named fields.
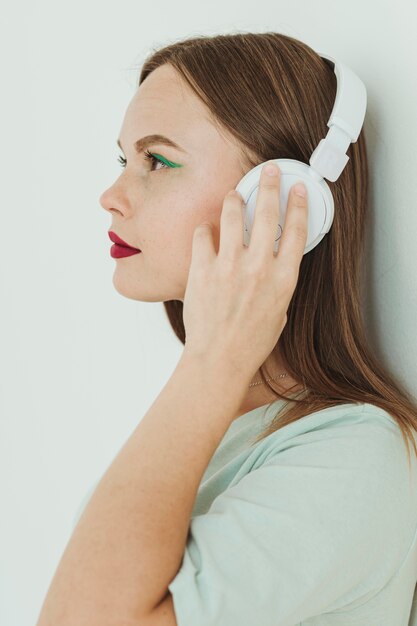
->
xmin=117 ymin=149 xmax=169 ymax=171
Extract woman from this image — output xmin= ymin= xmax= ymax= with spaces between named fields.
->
xmin=36 ymin=32 xmax=417 ymax=626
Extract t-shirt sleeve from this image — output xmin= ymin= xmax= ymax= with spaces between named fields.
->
xmin=167 ymin=418 xmax=415 ymax=626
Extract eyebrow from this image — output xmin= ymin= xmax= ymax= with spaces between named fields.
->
xmin=117 ymin=134 xmax=187 ymax=155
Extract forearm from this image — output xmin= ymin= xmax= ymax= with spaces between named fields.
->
xmin=36 ymin=351 xmax=250 ymax=626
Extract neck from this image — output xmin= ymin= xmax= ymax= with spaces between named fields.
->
xmin=233 ymin=370 xmax=303 ymax=421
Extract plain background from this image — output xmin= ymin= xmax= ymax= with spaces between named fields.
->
xmin=1 ymin=1 xmax=416 ymax=624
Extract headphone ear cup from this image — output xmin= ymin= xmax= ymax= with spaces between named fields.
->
xmin=235 ymin=159 xmax=334 ymax=255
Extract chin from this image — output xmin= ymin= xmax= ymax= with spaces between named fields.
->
xmin=111 ymin=272 xmax=184 ymax=303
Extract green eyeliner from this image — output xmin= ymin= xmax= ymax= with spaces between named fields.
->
xmin=153 ymin=153 xmax=183 ymax=168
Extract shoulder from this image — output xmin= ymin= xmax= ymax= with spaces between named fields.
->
xmin=266 ymin=400 xmax=414 ymax=461
xmin=263 ymin=401 xmax=417 ymax=551
xmin=167 ymin=402 xmax=417 ymax=622
xmin=265 ymin=401 xmax=417 ymax=489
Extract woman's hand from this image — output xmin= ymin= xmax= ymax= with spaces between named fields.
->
xmin=182 ymin=161 xmax=308 ymax=380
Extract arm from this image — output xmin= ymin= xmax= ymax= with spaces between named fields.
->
xmin=35 ymin=351 xmax=249 ymax=626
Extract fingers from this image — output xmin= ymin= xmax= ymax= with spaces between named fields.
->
xmin=274 ymin=182 xmax=308 ymax=285
xmin=217 ymin=189 xmax=245 ymax=261
xmin=247 ymin=162 xmax=282 ymax=262
xmin=191 ymin=222 xmax=216 ymax=269
xmin=215 ymin=161 xmax=308 ymax=283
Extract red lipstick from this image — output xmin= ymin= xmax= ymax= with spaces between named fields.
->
xmin=108 ymin=231 xmax=142 ymax=259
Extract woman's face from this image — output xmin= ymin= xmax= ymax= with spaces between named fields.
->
xmin=99 ymin=64 xmax=251 ymax=302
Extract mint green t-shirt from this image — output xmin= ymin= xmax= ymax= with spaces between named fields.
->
xmin=73 ymin=400 xmax=417 ymax=625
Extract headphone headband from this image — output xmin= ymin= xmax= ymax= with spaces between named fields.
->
xmin=309 ymin=53 xmax=367 ymax=182
xmin=236 ymin=48 xmax=368 ymax=254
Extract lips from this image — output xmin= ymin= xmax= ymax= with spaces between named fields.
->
xmin=110 ymin=244 xmax=141 ymax=259
xmin=108 ymin=231 xmax=141 ymax=251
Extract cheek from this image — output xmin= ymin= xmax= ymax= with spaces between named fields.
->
xmin=139 ymin=204 xmax=194 ymax=269
xmin=142 ymin=182 xmax=222 ymax=261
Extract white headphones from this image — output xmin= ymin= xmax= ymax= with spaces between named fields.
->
xmin=236 ymin=52 xmax=367 ymax=255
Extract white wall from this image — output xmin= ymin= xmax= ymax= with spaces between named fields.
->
xmin=1 ymin=1 xmax=416 ymax=624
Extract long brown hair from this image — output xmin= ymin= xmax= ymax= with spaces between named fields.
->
xmin=136 ymin=31 xmax=417 ymax=467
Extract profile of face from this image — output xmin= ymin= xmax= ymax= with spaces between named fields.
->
xmin=99 ymin=64 xmax=251 ymax=302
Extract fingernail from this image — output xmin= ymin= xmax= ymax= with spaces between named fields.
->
xmin=294 ymin=182 xmax=307 ymax=197
xmin=264 ymin=163 xmax=279 ymax=176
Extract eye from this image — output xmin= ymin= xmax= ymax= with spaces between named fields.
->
xmin=117 ymin=150 xmax=170 ymax=172
xmin=143 ymin=149 xmax=170 ymax=171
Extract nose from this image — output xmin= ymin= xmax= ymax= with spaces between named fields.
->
xmin=98 ymin=186 xmax=125 ymax=216
xmin=98 ymin=189 xmax=108 ymax=210
xmin=99 ymin=170 xmax=137 ymax=217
